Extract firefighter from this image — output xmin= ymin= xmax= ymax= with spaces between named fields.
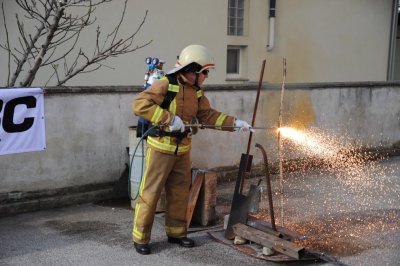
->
xmin=132 ymin=44 xmax=252 ymax=255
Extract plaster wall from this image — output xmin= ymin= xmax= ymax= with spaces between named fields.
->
xmin=266 ymin=0 xmax=393 ymax=83
xmin=0 ymin=0 xmax=394 ymax=86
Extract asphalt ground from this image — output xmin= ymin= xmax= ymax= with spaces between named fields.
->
xmin=1 ymin=156 xmax=399 ymax=266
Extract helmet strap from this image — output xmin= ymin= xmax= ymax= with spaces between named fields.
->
xmin=177 ymin=74 xmax=186 ymax=85
xmin=177 ymin=72 xmax=201 ymax=90
xmin=194 ymin=73 xmax=200 ymax=90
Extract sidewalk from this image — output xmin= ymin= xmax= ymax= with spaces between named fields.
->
xmin=1 ymin=156 xmax=400 ymax=266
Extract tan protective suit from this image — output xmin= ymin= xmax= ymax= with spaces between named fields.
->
xmin=132 ymin=74 xmax=235 ymax=244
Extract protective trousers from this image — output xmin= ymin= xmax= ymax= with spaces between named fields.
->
xmin=132 ymin=147 xmax=191 ymax=244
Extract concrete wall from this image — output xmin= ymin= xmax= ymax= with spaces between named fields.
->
xmin=0 ymin=0 xmax=395 ymax=86
xmin=0 ymin=83 xmax=400 ymax=214
xmin=1 ymin=90 xmax=131 ymax=192
xmin=193 ymin=83 xmax=400 ymax=168
xmin=1 ymin=82 xmax=400 ymax=206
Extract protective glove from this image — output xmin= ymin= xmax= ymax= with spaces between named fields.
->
xmin=169 ymin=115 xmax=185 ymax=132
xmin=234 ymin=119 xmax=254 ymax=133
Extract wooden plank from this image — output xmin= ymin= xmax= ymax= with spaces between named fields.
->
xmin=232 ymin=223 xmax=304 ymax=259
xmin=246 ymin=220 xmax=282 ymax=238
xmin=186 ymin=173 xmax=204 ymax=228
xmin=247 ymin=214 xmax=307 ymax=241
xmin=192 ymin=171 xmax=217 ymax=226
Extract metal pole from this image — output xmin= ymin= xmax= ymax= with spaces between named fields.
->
xmin=387 ymin=0 xmax=399 ymax=80
xmin=238 ymin=59 xmax=266 ymax=194
xmin=255 ymin=143 xmax=276 ymax=231
xmin=185 ymin=124 xmax=276 ymax=130
xmin=278 ymin=58 xmax=286 ymax=227
xmin=246 ymin=59 xmax=266 ymax=155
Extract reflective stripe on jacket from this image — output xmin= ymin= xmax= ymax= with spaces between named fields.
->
xmin=133 ymin=75 xmax=236 ymax=155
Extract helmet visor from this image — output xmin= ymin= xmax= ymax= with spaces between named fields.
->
xmin=198 ymin=64 xmax=215 ymax=73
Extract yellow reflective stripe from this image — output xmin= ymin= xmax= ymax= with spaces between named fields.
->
xmin=150 ymin=106 xmax=164 ymax=124
xmin=215 ymin=113 xmax=227 ymax=130
xmin=133 ymin=203 xmax=148 ymax=240
xmin=197 ymin=90 xmax=202 ymax=98
xmin=133 ymin=226 xmax=150 ymax=240
xmin=132 ymin=148 xmax=152 ymax=241
xmin=168 ymin=84 xmax=179 ymax=92
xmin=133 ymin=204 xmax=143 ymax=239
xmin=147 ymin=137 xmax=191 ymax=154
xmin=169 ymin=98 xmax=176 ymax=115
xmin=165 ymin=225 xmax=186 ymax=235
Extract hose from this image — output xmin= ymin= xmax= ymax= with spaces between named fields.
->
xmin=128 ymin=124 xmax=158 ymax=201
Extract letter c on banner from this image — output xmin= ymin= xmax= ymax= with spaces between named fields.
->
xmin=3 ymin=96 xmax=37 ymax=133
xmin=0 ymin=99 xmax=3 ymax=126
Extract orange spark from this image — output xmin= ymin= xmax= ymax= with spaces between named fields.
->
xmin=277 ymin=127 xmax=339 ymax=157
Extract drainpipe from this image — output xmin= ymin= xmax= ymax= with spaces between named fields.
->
xmin=267 ymin=0 xmax=276 ymax=51
xmin=387 ymin=0 xmax=398 ymax=80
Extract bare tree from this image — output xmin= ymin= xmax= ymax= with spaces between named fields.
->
xmin=0 ymin=0 xmax=152 ymax=87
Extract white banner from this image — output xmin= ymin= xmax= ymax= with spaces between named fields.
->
xmin=0 ymin=88 xmax=46 ymax=155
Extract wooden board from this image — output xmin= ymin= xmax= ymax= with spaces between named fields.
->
xmin=193 ymin=171 xmax=217 ymax=226
xmin=186 ymin=173 xmax=204 ymax=228
xmin=246 ymin=220 xmax=282 ymax=238
xmin=208 ymin=230 xmax=318 ymax=263
xmin=232 ymin=223 xmax=304 ymax=259
xmin=247 ymin=214 xmax=307 ymax=241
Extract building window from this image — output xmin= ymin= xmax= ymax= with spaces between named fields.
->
xmin=227 ymin=47 xmax=240 ymax=74
xmin=226 ymin=46 xmax=247 ymax=80
xmin=228 ymin=0 xmax=244 ymax=36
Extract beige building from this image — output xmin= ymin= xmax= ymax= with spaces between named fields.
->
xmin=0 ymin=0 xmax=399 ymax=87
xmin=2 ymin=0 xmax=400 ymax=216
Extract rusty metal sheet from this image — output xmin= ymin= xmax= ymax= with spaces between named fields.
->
xmin=224 ymin=153 xmax=255 ymax=240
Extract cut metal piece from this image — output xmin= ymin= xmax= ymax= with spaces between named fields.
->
xmin=255 ymin=143 xmax=276 ymax=231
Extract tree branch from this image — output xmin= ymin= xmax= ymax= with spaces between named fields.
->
xmin=2 ymin=0 xmax=151 ymax=86
xmin=7 ymin=9 xmax=47 ymax=86
xmin=20 ymin=3 xmax=66 ymax=87
xmin=1 ymin=2 xmax=11 ymax=86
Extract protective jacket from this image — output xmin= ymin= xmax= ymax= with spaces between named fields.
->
xmin=133 ymin=74 xmax=236 ymax=155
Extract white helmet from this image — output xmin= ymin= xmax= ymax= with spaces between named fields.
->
xmin=167 ymin=44 xmax=215 ymax=75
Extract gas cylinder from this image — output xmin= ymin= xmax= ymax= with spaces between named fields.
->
xmin=129 ymin=126 xmax=146 ymax=208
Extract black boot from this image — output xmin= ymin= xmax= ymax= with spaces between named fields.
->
xmin=167 ymin=236 xmax=195 ymax=248
xmin=134 ymin=242 xmax=151 ymax=255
